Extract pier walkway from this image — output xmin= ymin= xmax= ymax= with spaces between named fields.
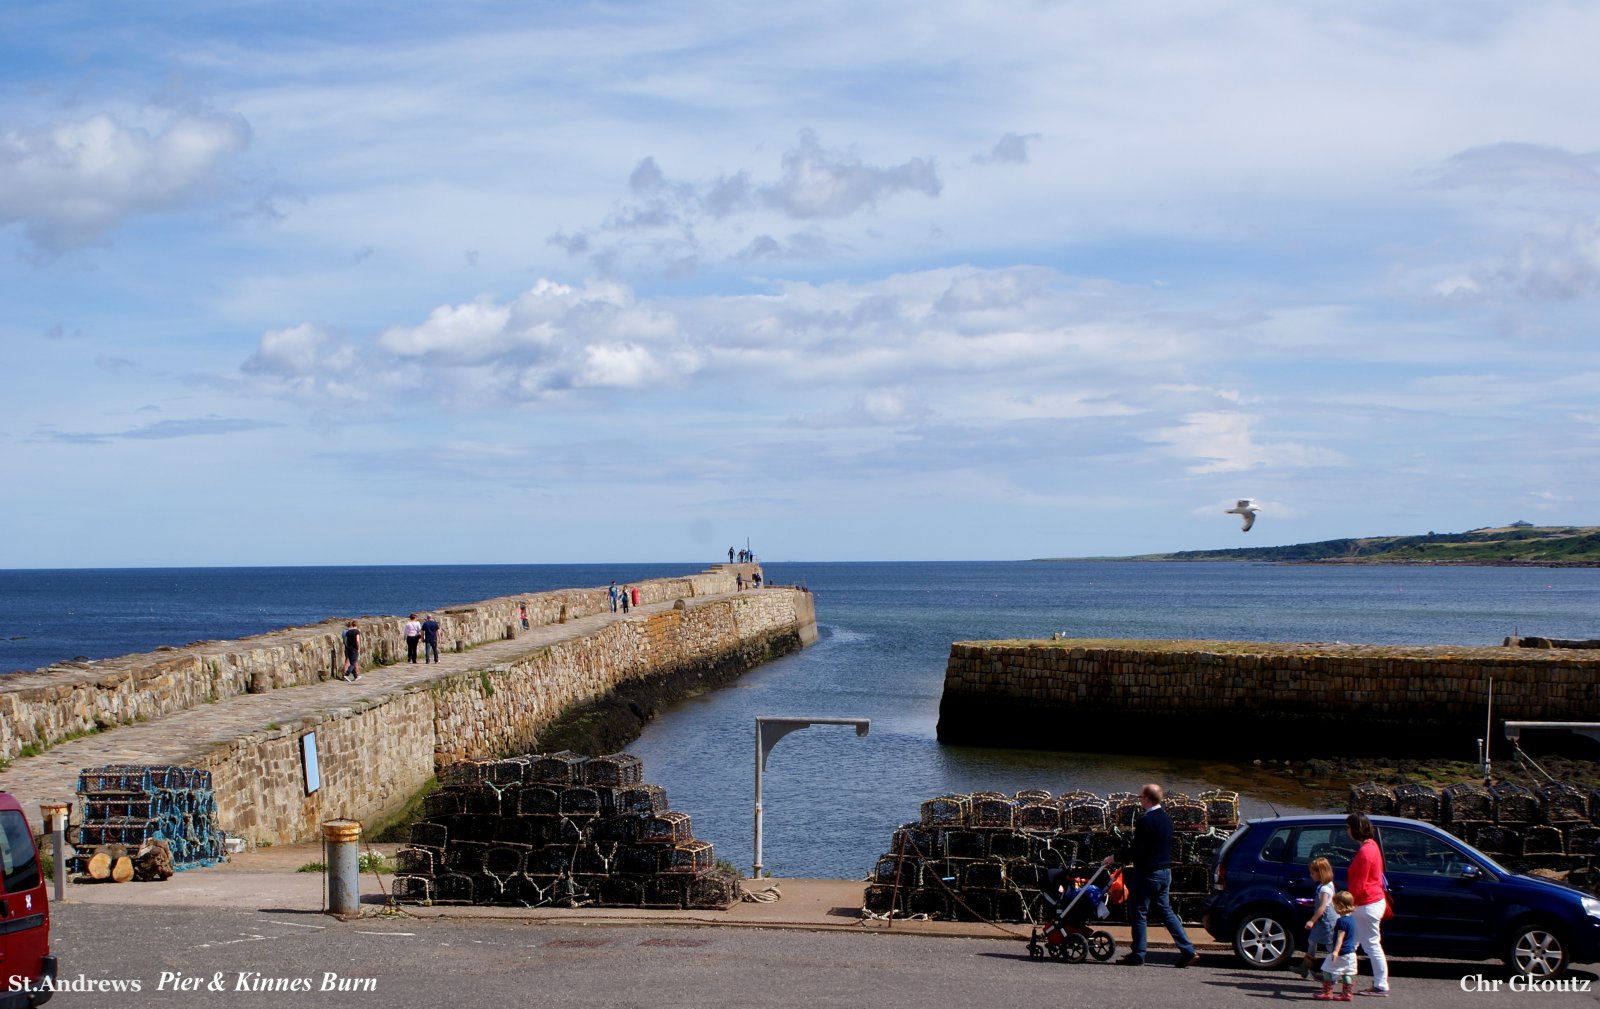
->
xmin=0 ymin=585 xmax=761 ymax=822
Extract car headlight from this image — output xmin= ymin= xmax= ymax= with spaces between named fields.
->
xmin=1582 ymin=896 xmax=1600 ymax=919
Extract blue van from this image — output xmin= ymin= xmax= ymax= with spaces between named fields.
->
xmin=1202 ymin=814 xmax=1600 ymax=978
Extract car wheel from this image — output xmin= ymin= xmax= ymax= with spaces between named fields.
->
xmin=1506 ymin=923 xmax=1569 ymax=979
xmin=1232 ymin=910 xmax=1294 ymax=969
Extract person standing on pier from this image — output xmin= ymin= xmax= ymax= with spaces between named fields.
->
xmin=729 ymin=546 xmax=735 ymax=563
xmin=403 ymin=613 xmax=422 ymax=663
xmin=1104 ymin=783 xmax=1199 ymax=968
xmin=630 ymin=585 xmax=639 ymax=608
xmin=620 ymin=589 xmax=630 ymax=614
xmin=342 ymin=620 xmax=360 ymax=681
xmin=609 ymin=581 xmax=619 ymax=612
xmin=519 ymin=603 xmax=529 ymax=630
xmin=421 ymin=613 xmax=440 ymax=664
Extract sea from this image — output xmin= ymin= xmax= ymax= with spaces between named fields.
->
xmin=3 ymin=560 xmax=1597 ymax=878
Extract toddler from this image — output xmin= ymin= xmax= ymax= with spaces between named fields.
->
xmin=1298 ymin=857 xmax=1336 ymax=978
xmin=1316 ymin=890 xmax=1358 ymax=1002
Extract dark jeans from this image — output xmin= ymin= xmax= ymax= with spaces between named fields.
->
xmin=344 ymin=653 xmax=358 ymax=677
xmin=405 ymin=636 xmax=420 ymax=662
xmin=424 ymin=639 xmax=439 ymax=663
xmin=1128 ymin=867 xmax=1195 ymax=959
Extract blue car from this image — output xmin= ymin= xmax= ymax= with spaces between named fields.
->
xmin=1201 ymin=814 xmax=1600 ymax=978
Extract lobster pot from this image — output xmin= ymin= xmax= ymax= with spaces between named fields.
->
xmin=424 ymin=791 xmax=465 ymax=817
xmin=1537 ymin=783 xmax=1587 ymax=824
xmin=614 ymin=845 xmax=661 ymax=876
xmin=1014 ymin=788 xmax=1053 ymax=803
xmin=687 ymin=869 xmax=741 ymax=910
xmin=871 ymin=857 xmax=924 ymax=887
xmin=1017 ymin=803 xmax=1063 ymax=832
xmin=1007 ymin=861 xmax=1044 ymax=890
xmin=1030 ymin=835 xmax=1077 ymax=867
xmin=1064 ymin=797 xmax=1109 ymax=831
xmin=1565 ymin=825 xmax=1600 ymax=859
xmin=1109 ymin=796 xmax=1142 ymax=831
xmin=444 ymin=841 xmax=489 ymax=874
xmin=971 ymin=797 xmax=1018 ymax=829
xmin=1079 ymin=832 xmax=1119 ymax=863
xmin=593 ymin=815 xmax=642 ymax=845
xmin=487 ymin=758 xmax=530 ymax=785
xmin=920 ymin=795 xmax=971 ymax=827
xmin=1199 ymin=789 xmax=1241 ymax=829
xmin=644 ymin=875 xmax=688 ymax=909
xmin=410 ymin=821 xmax=450 ymax=849
xmin=661 ymin=840 xmax=715 ymax=874
xmin=1059 ymin=789 xmax=1098 ymax=804
xmin=908 ymin=888 xmax=951 ymax=919
xmin=891 ymin=824 xmax=936 ymax=858
xmin=1348 ymin=782 xmax=1396 ymax=816
xmin=1188 ymin=833 xmax=1229 ymax=866
xmin=863 ymin=884 xmax=905 ymax=916
xmin=988 ymin=832 xmax=1030 ymax=860
xmin=1492 ymin=783 xmax=1538 ymax=825
xmin=1174 ymin=895 xmax=1207 ymax=926
xmin=560 ymin=787 xmax=603 ymax=817
xmin=954 ymin=889 xmax=997 ymax=923
xmin=1170 ymin=864 xmax=1209 ymax=894
xmin=530 ymin=751 xmax=589 ymax=785
xmin=525 ymin=846 xmax=571 ymax=876
xmin=1471 ymin=825 xmax=1522 ymax=856
xmin=431 ymin=872 xmax=476 ymax=904
xmin=82 ymin=792 xmax=162 ymax=821
xmin=1168 ymin=799 xmax=1207 ymax=832
xmin=396 ymin=846 xmax=437 ymax=876
xmin=992 ymin=888 xmax=1027 ymax=922
xmin=1392 ymin=783 xmax=1441 ymax=823
xmin=444 ymin=814 xmax=496 ymax=844
xmin=517 ymin=786 xmax=562 ymax=816
xmin=607 ymin=784 xmax=668 ymax=817
xmin=1442 ymin=783 xmax=1492 ymax=823
xmin=599 ymin=876 xmax=644 ymax=907
xmin=462 ymin=786 xmax=503 ymax=817
xmin=391 ymin=875 xmax=432 ymax=902
xmin=484 ymin=846 xmax=528 ymax=875
xmin=1521 ymin=825 xmax=1565 ymax=856
xmin=494 ymin=817 xmax=546 ymax=846
xmin=583 ymin=753 xmax=644 ymax=787
xmin=963 ymin=861 xmax=1007 ymax=889
xmin=439 ymin=758 xmax=495 ymax=788
xmin=470 ymin=872 xmax=506 ymax=903
xmin=940 ymin=829 xmax=986 ymax=860
xmin=639 ymin=811 xmax=693 ymax=845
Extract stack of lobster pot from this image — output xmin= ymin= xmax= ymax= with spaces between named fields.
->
xmin=1350 ymin=779 xmax=1600 ymax=891
xmin=862 ymin=788 xmax=1238 ymax=925
xmin=71 ymin=764 xmax=227 ymax=872
xmin=390 ymin=751 xmax=739 ymax=910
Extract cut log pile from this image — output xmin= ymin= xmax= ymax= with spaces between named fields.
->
xmin=392 ymin=750 xmax=740 ymax=910
xmin=68 ymin=764 xmax=227 ymax=881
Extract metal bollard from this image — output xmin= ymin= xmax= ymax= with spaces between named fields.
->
xmin=322 ymin=819 xmax=362 ymax=915
xmin=40 ymin=802 xmax=71 ymax=904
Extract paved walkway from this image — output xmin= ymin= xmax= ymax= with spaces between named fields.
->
xmin=51 ymin=841 xmax=1225 ymax=950
xmin=0 ymin=589 xmax=751 ymax=817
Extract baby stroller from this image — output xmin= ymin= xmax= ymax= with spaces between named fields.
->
xmin=1025 ymin=862 xmax=1123 ymax=963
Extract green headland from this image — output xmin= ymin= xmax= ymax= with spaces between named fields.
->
xmin=1044 ymin=524 xmax=1600 ymax=565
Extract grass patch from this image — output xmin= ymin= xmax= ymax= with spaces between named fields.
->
xmin=479 ymin=670 xmax=495 ymax=697
xmin=367 ymin=776 xmax=441 ymax=843
xmin=297 ymin=860 xmax=326 ymax=873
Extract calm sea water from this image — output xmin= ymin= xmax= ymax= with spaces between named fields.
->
xmin=4 ymin=560 xmax=1596 ymax=877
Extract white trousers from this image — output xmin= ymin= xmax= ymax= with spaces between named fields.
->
xmin=1351 ymin=900 xmax=1389 ymax=991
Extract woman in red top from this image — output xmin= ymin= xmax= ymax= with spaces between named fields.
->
xmin=1345 ymin=813 xmax=1390 ymax=996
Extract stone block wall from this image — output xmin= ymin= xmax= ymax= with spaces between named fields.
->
xmin=0 ymin=565 xmax=762 ymax=762
xmin=936 ymin=639 xmax=1600 ymax=756
xmin=193 ymin=588 xmax=809 ymax=844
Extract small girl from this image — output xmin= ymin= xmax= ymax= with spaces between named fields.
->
xmin=1316 ymin=891 xmax=1358 ymax=1002
xmin=1298 ymin=857 xmax=1336 ymax=978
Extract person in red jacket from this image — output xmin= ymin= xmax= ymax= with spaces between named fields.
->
xmin=1345 ymin=813 xmax=1390 ymax=996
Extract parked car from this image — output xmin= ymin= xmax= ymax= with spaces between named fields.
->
xmin=0 ymin=791 xmax=56 ymax=1008
xmin=1202 ymin=813 xmax=1600 ymax=978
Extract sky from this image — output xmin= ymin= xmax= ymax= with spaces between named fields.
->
xmin=3 ymin=1 xmax=1598 ymax=567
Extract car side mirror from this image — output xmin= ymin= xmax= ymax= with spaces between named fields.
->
xmin=1459 ymin=864 xmax=1482 ymax=879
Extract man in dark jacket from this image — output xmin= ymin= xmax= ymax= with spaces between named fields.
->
xmin=1103 ymin=783 xmax=1199 ymax=967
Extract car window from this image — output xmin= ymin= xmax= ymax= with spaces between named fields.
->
xmin=1293 ymin=826 xmax=1357 ymax=865
xmin=1260 ymin=827 xmax=1294 ymax=862
xmin=1381 ymin=826 xmax=1480 ymax=876
xmin=0 ymin=809 xmax=41 ymax=893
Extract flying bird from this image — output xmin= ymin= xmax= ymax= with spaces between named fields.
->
xmin=1225 ymin=498 xmax=1260 ymax=532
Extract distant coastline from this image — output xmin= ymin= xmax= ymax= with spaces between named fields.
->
xmin=1034 ymin=524 xmax=1600 ymax=567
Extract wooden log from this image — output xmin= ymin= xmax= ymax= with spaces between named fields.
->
xmin=85 ymin=843 xmax=129 ymax=881
xmin=111 ymin=855 xmax=134 ymax=883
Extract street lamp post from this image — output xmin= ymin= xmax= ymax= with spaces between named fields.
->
xmin=753 ymin=715 xmax=869 ymax=879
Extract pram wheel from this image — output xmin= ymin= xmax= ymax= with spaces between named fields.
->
xmin=1062 ymin=933 xmax=1088 ymax=963
xmin=1088 ymin=931 xmax=1116 ymax=961
xmin=1028 ymin=943 xmax=1044 ymax=961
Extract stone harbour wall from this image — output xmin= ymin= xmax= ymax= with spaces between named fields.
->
xmin=936 ymin=638 xmax=1600 ymax=757
xmin=195 ymin=588 xmax=811 ymax=844
xmin=0 ymin=564 xmax=762 ymax=762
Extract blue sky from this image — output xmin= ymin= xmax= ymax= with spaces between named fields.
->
xmin=4 ymin=1 xmax=1598 ymax=567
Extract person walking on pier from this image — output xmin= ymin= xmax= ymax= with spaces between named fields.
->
xmin=1345 ymin=813 xmax=1390 ymax=996
xmin=403 ymin=613 xmax=422 ymax=663
xmin=519 ymin=603 xmax=529 ymax=630
xmin=609 ymin=581 xmax=619 ymax=612
xmin=342 ymin=620 xmax=360 ymax=681
xmin=421 ymin=613 xmax=440 ymax=664
xmin=1104 ymin=783 xmax=1199 ymax=968
xmin=620 ymin=589 xmax=630 ymax=614
xmin=630 ymin=585 xmax=639 ymax=608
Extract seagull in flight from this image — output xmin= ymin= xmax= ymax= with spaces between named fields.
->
xmin=1225 ymin=498 xmax=1260 ymax=532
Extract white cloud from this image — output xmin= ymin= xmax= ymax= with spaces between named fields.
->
xmin=1154 ymin=411 xmax=1346 ymax=474
xmin=972 ymin=132 xmax=1039 ymax=165
xmin=0 ymin=112 xmax=249 ymax=250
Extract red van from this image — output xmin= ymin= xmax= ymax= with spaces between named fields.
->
xmin=0 ymin=792 xmax=55 ymax=1008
